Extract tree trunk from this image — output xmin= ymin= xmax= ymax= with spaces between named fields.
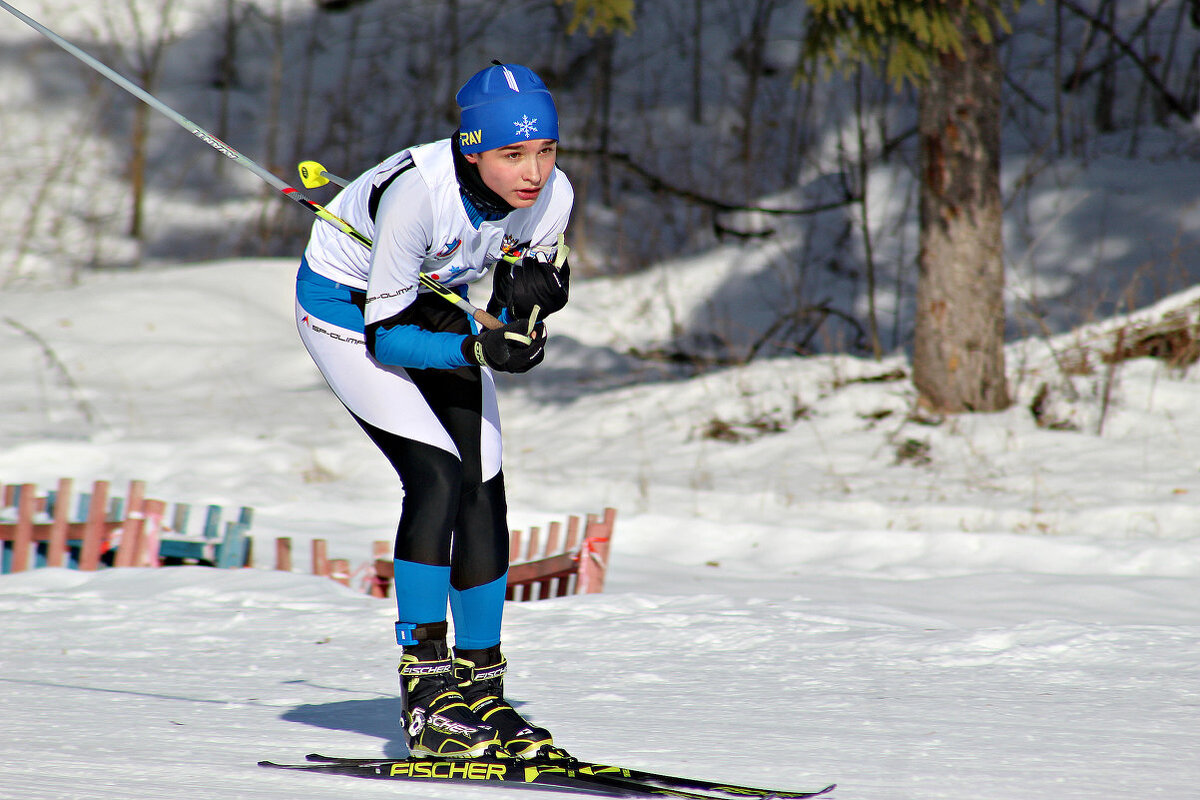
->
xmin=913 ymin=18 xmax=1010 ymax=413
xmin=214 ymin=0 xmax=239 ymax=179
xmin=128 ymin=99 xmax=148 ymax=241
xmin=690 ymin=0 xmax=703 ymax=125
xmin=592 ymin=33 xmax=616 ymax=204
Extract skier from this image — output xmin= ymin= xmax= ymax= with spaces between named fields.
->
xmin=294 ymin=62 xmax=572 ymax=760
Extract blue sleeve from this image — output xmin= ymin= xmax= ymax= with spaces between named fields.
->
xmin=372 ymin=324 xmax=472 ymax=370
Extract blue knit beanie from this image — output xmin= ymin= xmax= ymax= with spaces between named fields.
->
xmin=456 ymin=63 xmax=559 ymax=154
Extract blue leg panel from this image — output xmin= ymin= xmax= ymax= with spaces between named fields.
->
xmin=393 ymin=558 xmax=452 ymax=633
xmin=449 ymin=573 xmax=508 ymax=650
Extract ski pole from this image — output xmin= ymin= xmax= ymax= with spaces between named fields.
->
xmin=0 ymin=0 xmax=502 ymax=331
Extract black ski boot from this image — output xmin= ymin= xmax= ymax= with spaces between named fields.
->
xmin=454 ymin=645 xmax=554 ymax=759
xmin=398 ymin=630 xmax=501 ymax=759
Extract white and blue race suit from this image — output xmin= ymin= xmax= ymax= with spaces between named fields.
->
xmin=295 ymin=136 xmax=572 ymax=649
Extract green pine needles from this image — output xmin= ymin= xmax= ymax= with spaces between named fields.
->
xmin=801 ymin=0 xmax=1017 ymax=86
xmin=556 ymin=0 xmax=636 ymax=35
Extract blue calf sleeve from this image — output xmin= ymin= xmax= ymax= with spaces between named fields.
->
xmin=393 ymin=559 xmax=451 ymax=641
xmin=449 ymin=572 xmax=508 ymax=649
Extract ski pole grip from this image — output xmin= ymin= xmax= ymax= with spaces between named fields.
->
xmin=473 ymin=307 xmax=504 ymax=331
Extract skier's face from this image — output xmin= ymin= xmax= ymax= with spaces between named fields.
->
xmin=465 ymin=139 xmax=557 ymax=208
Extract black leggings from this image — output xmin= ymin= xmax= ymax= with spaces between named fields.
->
xmin=350 ymin=363 xmax=508 ymax=592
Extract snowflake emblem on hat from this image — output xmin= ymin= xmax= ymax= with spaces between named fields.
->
xmin=513 ymin=115 xmax=539 ymax=138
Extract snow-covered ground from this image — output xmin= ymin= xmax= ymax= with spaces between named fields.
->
xmin=2 ymin=259 xmax=1198 ymax=799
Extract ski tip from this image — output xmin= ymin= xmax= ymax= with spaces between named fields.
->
xmin=762 ymin=783 xmax=838 ymax=799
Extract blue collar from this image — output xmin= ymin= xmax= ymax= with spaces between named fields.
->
xmin=460 ymin=190 xmax=508 ymax=228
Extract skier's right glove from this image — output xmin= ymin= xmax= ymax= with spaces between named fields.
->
xmin=461 ymin=318 xmax=547 ymax=373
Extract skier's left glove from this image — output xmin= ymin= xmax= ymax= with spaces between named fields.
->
xmin=488 ymin=248 xmax=570 ymax=320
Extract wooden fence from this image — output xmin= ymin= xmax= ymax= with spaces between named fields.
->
xmin=3 ymin=479 xmax=616 ymax=604
xmin=0 ymin=479 xmax=253 ymax=573
xmin=278 ymin=507 xmax=617 ymax=602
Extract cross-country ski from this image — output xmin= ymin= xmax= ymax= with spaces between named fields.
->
xmin=258 ymin=752 xmax=836 ymax=799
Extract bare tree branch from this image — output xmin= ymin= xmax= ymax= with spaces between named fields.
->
xmin=562 ymin=146 xmax=860 ymax=216
xmin=1058 ymin=0 xmax=1192 ymax=118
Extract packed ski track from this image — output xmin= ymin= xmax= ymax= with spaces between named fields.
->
xmin=1 ymin=260 xmax=1199 ymax=799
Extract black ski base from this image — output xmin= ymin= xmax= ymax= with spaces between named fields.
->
xmin=257 ymin=751 xmax=835 ymax=799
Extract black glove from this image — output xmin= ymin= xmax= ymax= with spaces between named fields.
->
xmin=461 ymin=319 xmax=547 ymax=373
xmin=488 ymin=254 xmax=570 ymax=319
